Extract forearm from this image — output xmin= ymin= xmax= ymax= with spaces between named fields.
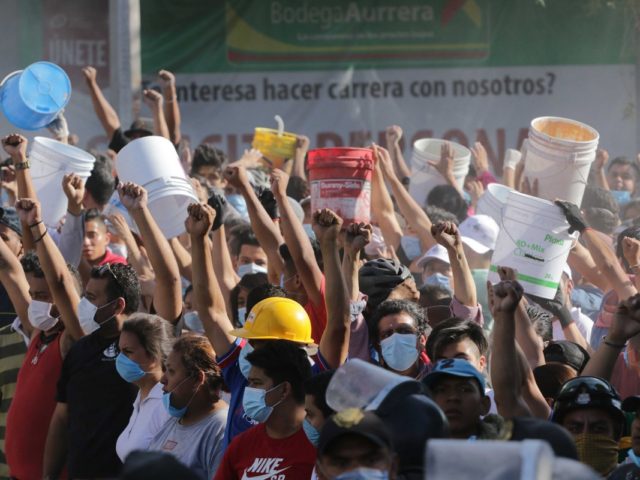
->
xmin=514 ymin=300 xmax=545 ymax=368
xmin=582 ymin=336 xmax=624 ymax=380
xmin=121 ymin=233 xmax=154 ymax=281
xmin=447 ymin=246 xmax=477 ymax=307
xmin=519 ymin=348 xmax=549 ymax=419
xmin=163 ymin=85 xmax=181 ymax=145
xmin=152 ymin=106 xmax=170 ymax=140
xmin=584 ymin=229 xmax=636 ymax=300
xmin=87 ymin=81 xmax=120 ymax=137
xmin=43 ymin=405 xmax=68 ymax=478
xmin=387 ymin=174 xmax=435 ymax=251
xmin=342 ymin=251 xmax=361 ymax=302
xmin=169 ymin=237 xmax=193 ymax=282
xmin=292 ymin=152 xmax=307 ymax=179
xmin=568 ymin=242 xmax=610 ymax=291
xmin=0 ymin=240 xmax=31 ymax=336
xmin=371 ymin=168 xmax=402 ymax=249
xmin=211 ymin=227 xmax=240 ymax=315
xmin=57 ymin=212 xmax=84 ymax=267
xmin=594 ymin=168 xmax=609 ymax=190
xmin=389 ymin=141 xmax=411 ymax=180
xmin=562 ymin=322 xmax=591 ymax=353
xmin=503 ymin=167 xmax=516 ymax=189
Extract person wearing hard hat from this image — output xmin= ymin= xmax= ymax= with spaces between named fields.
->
xmin=187 ymin=202 xmax=350 ymax=448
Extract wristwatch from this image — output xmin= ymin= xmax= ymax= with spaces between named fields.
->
xmin=15 ymin=160 xmax=30 ymax=170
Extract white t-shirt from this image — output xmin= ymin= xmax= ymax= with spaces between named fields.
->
xmin=116 ymin=382 xmax=170 ymax=462
xmin=552 ymin=307 xmax=593 ymax=344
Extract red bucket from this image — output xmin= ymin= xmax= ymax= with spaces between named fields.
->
xmin=307 ymin=148 xmax=374 ymax=224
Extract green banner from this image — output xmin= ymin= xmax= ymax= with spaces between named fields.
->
xmin=140 ymin=0 xmax=635 ymax=73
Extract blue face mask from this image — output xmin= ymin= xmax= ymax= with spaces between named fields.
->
xmin=184 ymin=311 xmax=204 ymax=333
xmin=401 ymin=236 xmax=422 ymax=260
xmin=237 ymin=262 xmax=267 ymax=278
xmin=115 ymin=352 xmax=148 ymax=383
xmin=628 ymin=448 xmax=640 ymax=467
xmin=302 ymin=418 xmax=320 ymax=447
xmin=611 ymin=189 xmax=632 ymax=206
xmin=227 ymin=194 xmax=249 ymax=219
xmin=380 ymin=333 xmax=419 ymax=372
xmin=237 ymin=307 xmax=247 ymax=325
xmin=423 ymin=273 xmax=452 ymax=292
xmin=242 ymin=384 xmax=283 ymax=423
xmin=334 ymin=468 xmax=389 ymax=480
xmin=303 ymin=224 xmax=316 ymax=240
xmin=162 ymin=377 xmax=195 ymax=418
xmin=238 ymin=342 xmax=254 ymax=379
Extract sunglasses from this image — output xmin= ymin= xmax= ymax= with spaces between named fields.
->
xmin=96 ymin=263 xmax=123 ymax=292
xmin=557 ymin=377 xmax=617 ymax=401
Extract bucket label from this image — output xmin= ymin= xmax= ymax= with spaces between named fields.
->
xmin=310 ymin=179 xmax=371 ymax=222
xmin=543 ymin=234 xmax=564 ymax=246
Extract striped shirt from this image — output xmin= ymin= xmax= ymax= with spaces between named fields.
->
xmin=0 ymin=323 xmax=27 ymax=479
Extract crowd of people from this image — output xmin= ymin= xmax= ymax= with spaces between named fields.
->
xmin=0 ymin=64 xmax=639 ymax=480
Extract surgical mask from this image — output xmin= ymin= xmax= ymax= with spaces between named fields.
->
xmin=573 ymin=433 xmax=619 ymax=476
xmin=162 ymin=376 xmax=197 ymax=418
xmin=280 ymin=273 xmax=296 ymax=289
xmin=109 ymin=243 xmax=128 ymax=259
xmin=423 ymin=273 xmax=452 ymax=293
xmin=302 ymin=224 xmax=316 ymax=240
xmin=237 ymin=262 xmax=267 ymax=278
xmin=380 ymin=333 xmax=419 ymax=372
xmin=184 ymin=311 xmax=204 ymax=333
xmin=226 ymin=194 xmax=249 ymax=219
xmin=77 ymin=297 xmax=117 ymax=335
xmin=401 ymin=236 xmax=422 ymax=260
xmin=237 ymin=307 xmax=247 ymax=326
xmin=238 ymin=342 xmax=254 ymax=379
xmin=628 ymin=448 xmax=640 ymax=468
xmin=334 ymin=468 xmax=389 ymax=480
xmin=115 ymin=352 xmax=148 ymax=383
xmin=242 ymin=384 xmax=283 ymax=423
xmin=302 ymin=418 xmax=320 ymax=447
xmin=28 ymin=300 xmax=59 ymax=331
xmin=462 ymin=190 xmax=472 ymax=206
xmin=610 ymin=189 xmax=632 ymax=206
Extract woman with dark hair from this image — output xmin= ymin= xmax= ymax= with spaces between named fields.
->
xmin=116 ymin=313 xmax=174 ymax=462
xmin=148 ymin=334 xmax=228 ymax=479
xmin=229 ymin=272 xmax=268 ymax=326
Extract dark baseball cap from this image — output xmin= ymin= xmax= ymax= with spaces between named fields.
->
xmin=543 ymin=341 xmax=589 ymax=373
xmin=622 ymin=395 xmax=640 ymax=413
xmin=423 ymin=358 xmax=486 ymax=392
xmin=318 ymin=409 xmax=393 ymax=456
xmin=124 ymin=117 xmax=154 ymax=138
xmin=359 ymin=258 xmax=411 ymax=310
xmin=0 ymin=207 xmax=22 ymax=237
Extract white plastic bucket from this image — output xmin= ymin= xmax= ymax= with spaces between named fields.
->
xmin=409 ymin=138 xmax=470 ymax=205
xmin=488 ymin=190 xmax=576 ymax=299
xmin=116 ymin=136 xmax=197 ymax=239
xmin=29 ymin=136 xmax=95 ymax=226
xmin=522 ymin=116 xmax=599 ymax=206
xmin=476 ymin=183 xmax=514 ymax=226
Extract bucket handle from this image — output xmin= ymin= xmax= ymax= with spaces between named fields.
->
xmin=523 ymin=146 xmax=590 ymax=186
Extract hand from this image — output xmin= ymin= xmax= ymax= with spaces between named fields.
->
xmin=554 ymin=200 xmax=588 ymax=234
xmin=185 ymin=202 xmax=216 ymax=238
xmin=466 ymin=179 xmax=484 ymax=208
xmin=2 ymin=134 xmax=27 ymax=160
xmin=470 ymin=142 xmax=489 ymax=176
xmin=223 ymin=165 xmax=250 ymax=191
xmin=157 ymin=69 xmax=176 ymax=89
xmin=385 ymin=125 xmax=403 ymax=146
xmin=233 ymin=148 xmax=263 ymax=170
xmin=529 ymin=286 xmax=574 ymax=328
xmin=118 ymin=182 xmax=148 ymax=211
xmin=595 ymin=148 xmax=609 ymax=171
xmin=373 ymin=144 xmax=395 ymax=179
xmin=81 ymin=66 xmax=97 ymax=85
xmin=15 ymin=198 xmax=41 ymax=226
xmin=270 ymin=169 xmax=289 ymax=199
xmin=47 ymin=112 xmax=69 ymax=140
xmin=190 ymin=178 xmax=209 ymax=203
xmin=1 ymin=166 xmax=17 ymax=197
xmin=342 ymin=222 xmax=373 ymax=256
xmin=623 ymin=236 xmax=640 ymax=268
xmin=430 ymin=221 xmax=462 ymax=252
xmin=520 ymin=176 xmax=539 ymax=197
xmin=428 ymin=142 xmax=455 ymax=183
xmin=256 ymin=187 xmax=279 ymax=220
xmin=610 ymin=294 xmax=640 ymax=343
xmin=142 ymin=89 xmax=163 ymax=110
xmin=296 ymin=135 xmax=310 ymax=151
xmin=492 ymin=280 xmax=524 ymax=315
xmin=62 ymin=173 xmax=85 ymax=215
xmin=496 ymin=266 xmax=517 ymax=282
xmin=312 ymin=208 xmax=343 ymax=245
xmin=207 ymin=192 xmax=230 ymax=231
xmin=107 ymin=213 xmax=133 ymax=239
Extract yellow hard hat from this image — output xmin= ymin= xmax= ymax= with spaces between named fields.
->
xmin=228 ymin=297 xmax=316 ymax=345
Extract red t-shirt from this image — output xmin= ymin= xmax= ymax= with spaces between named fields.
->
xmin=97 ymin=249 xmax=128 ymax=266
xmin=305 ymin=276 xmax=327 ymax=345
xmin=214 ymin=423 xmax=316 ymax=480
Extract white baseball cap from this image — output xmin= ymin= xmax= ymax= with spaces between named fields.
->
xmin=459 ymin=215 xmax=499 ymax=254
xmin=416 ymin=244 xmax=450 ymax=269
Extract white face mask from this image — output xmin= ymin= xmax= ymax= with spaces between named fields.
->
xmin=184 ymin=311 xmax=204 ymax=333
xmin=77 ymin=297 xmax=118 ymax=335
xmin=28 ymin=300 xmax=59 ymax=331
xmin=237 ymin=263 xmax=267 ymax=278
xmin=109 ymin=243 xmax=128 ymax=259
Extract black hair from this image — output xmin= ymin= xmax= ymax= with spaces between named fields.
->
xmin=190 ymin=144 xmax=227 ymax=176
xmin=286 ymin=176 xmax=309 ymax=202
xmin=607 ymin=156 xmax=640 ymax=179
xmin=279 ymin=241 xmax=323 ymax=273
xmin=623 ymin=199 xmax=640 ymax=221
xmin=246 ymin=340 xmax=312 ymax=404
xmin=304 ymin=370 xmax=335 ymax=419
xmin=228 ymin=223 xmax=260 ymax=257
xmin=369 ymin=299 xmax=428 ymax=345
xmin=426 ymin=317 xmax=489 ymax=360
xmin=617 ymin=225 xmax=640 ymax=271
xmin=84 ymin=208 xmax=107 ymax=228
xmin=246 ymin=283 xmax=287 ymax=317
xmin=230 ymin=273 xmax=270 ymax=326
xmin=423 ymin=205 xmax=460 ymax=226
xmin=426 ymin=185 xmax=467 ymax=223
xmin=581 ymin=186 xmax=620 ymax=235
xmin=20 ymin=251 xmax=44 ymax=278
xmin=90 ymin=263 xmax=141 ymax=314
xmin=85 ymin=154 xmax=116 ymax=207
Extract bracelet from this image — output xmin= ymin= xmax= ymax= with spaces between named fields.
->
xmin=603 ymin=337 xmax=627 ymax=349
xmin=28 ymin=220 xmax=42 ymax=228
xmin=15 ymin=160 xmax=30 ymax=170
xmin=33 ymin=228 xmax=47 ymax=244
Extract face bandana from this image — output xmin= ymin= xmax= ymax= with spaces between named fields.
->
xmin=380 ymin=333 xmax=419 ymax=372
xmin=573 ymin=433 xmax=619 ymax=476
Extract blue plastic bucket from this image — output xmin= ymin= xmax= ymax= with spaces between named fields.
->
xmin=0 ymin=62 xmax=71 ymax=131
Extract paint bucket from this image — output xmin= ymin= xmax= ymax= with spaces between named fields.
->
xmin=488 ymin=190 xmax=576 ymax=299
xmin=476 ymin=183 xmax=514 ymax=226
xmin=409 ymin=138 xmax=470 ymax=205
xmin=252 ymin=127 xmax=297 ymax=169
xmin=0 ymin=62 xmax=71 ymax=131
xmin=522 ymin=116 xmax=599 ymax=206
xmin=307 ymin=147 xmax=374 ymax=224
xmin=29 ymin=137 xmax=95 ymax=227
xmin=116 ymin=136 xmax=197 ymax=239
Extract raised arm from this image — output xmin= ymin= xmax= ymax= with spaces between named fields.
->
xmin=16 ymin=199 xmax=83 ymax=342
xmin=158 ymin=70 xmax=181 ymax=145
xmin=271 ymin=169 xmax=323 ymax=306
xmin=169 ymin=237 xmax=193 ymax=282
xmin=211 ymin=225 xmax=240 ymax=316
xmin=385 ymin=125 xmax=411 ymax=182
xmin=292 ymin=135 xmax=309 ymax=180
xmin=375 ymin=144 xmax=435 ymax=252
xmin=592 ymin=149 xmax=610 ymax=191
xmin=81 ymin=66 xmax=120 ymax=138
xmin=313 ymin=209 xmax=350 ymax=368
xmin=57 ymin=174 xmax=86 ymax=267
xmin=186 ymin=202 xmax=235 ymax=356
xmin=119 ymin=183 xmax=182 ymax=322
xmin=428 ymin=142 xmax=464 ymax=196
xmin=371 ymin=145 xmax=403 ymax=250
xmin=0 ymin=236 xmax=31 ymax=337
xmin=142 ymin=89 xmax=170 ymax=140
xmin=567 ymin=240 xmax=609 ymax=291
xmin=342 ymin=223 xmax=372 ymax=302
